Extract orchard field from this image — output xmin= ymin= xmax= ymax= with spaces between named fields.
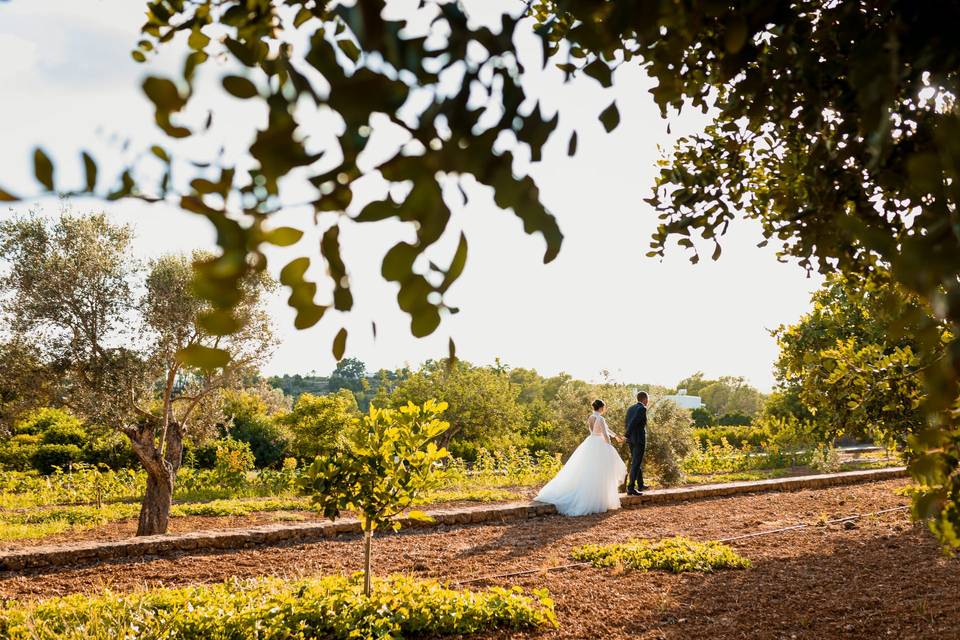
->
xmin=4 ymin=0 xmax=960 ymax=638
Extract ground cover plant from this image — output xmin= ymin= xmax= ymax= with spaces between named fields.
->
xmin=572 ymin=537 xmax=751 ymax=574
xmin=0 ymin=574 xmax=557 ymax=640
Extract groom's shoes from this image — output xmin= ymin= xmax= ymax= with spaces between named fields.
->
xmin=626 ymin=488 xmax=641 ymax=496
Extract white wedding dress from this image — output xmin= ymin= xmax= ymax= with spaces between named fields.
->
xmin=535 ymin=411 xmax=627 ymax=516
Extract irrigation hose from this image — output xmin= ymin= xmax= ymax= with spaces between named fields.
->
xmin=451 ymin=505 xmax=910 ymax=586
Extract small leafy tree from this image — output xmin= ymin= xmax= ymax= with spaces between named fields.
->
xmin=299 ymin=400 xmax=450 ymax=597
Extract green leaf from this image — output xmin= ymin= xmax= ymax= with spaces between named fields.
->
xmin=81 ymin=152 xmax=97 ymax=192
xmin=279 ymin=257 xmax=310 ymax=286
xmin=411 ymin=307 xmax=441 ymax=338
xmin=142 ymin=76 xmax=185 ymax=111
xmin=321 ymin=224 xmax=353 ymax=311
xmin=188 ymin=28 xmax=210 ymax=51
xmin=599 ymin=101 xmax=620 ymax=133
xmin=583 ymin=58 xmax=612 ymax=88
xmin=294 ymin=8 xmax=313 ymax=27
xmin=151 ymin=145 xmax=170 ymax=163
xmin=33 ymin=148 xmax=54 ymax=190
xmin=332 ymin=328 xmax=348 ymax=361
xmin=223 ymin=38 xmax=257 ymax=67
xmin=439 ymin=233 xmax=468 ymax=293
xmin=177 ymin=344 xmax=230 ymax=370
xmin=337 ymin=39 xmax=361 ymax=63
xmin=223 ymin=75 xmax=258 ymax=99
xmin=263 ymin=226 xmax=303 ymax=246
xmin=567 ymin=131 xmax=578 ymax=157
xmin=355 ymin=198 xmax=399 ymax=223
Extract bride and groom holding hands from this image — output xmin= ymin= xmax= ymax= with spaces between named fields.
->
xmin=535 ymin=391 xmax=650 ymax=516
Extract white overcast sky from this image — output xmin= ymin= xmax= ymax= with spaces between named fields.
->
xmin=0 ymin=0 xmax=823 ymax=391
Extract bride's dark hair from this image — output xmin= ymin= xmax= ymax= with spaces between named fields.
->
xmin=592 ymin=399 xmax=605 ymax=411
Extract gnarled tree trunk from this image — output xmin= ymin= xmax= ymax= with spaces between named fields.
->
xmin=138 ymin=468 xmax=174 ymax=536
xmin=127 ymin=420 xmax=185 ymax=536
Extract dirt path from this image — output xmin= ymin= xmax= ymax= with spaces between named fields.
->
xmin=2 ymin=479 xmax=956 ymax=639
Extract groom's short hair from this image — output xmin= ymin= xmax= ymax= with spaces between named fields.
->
xmin=637 ymin=391 xmax=648 ymax=402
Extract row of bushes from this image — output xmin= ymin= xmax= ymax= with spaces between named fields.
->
xmin=0 ymin=574 xmax=557 ymax=639
xmin=693 ymin=415 xmax=819 ymax=451
xmin=0 ymin=409 xmax=135 ymax=473
xmin=694 ymin=425 xmax=769 ymax=449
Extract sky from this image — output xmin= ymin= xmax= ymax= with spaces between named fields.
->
xmin=0 ymin=0 xmax=823 ymax=391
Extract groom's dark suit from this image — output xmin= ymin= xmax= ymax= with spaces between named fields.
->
xmin=624 ymin=402 xmax=647 ymax=491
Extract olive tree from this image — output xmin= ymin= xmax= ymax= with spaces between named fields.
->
xmin=132 ymin=252 xmax=276 ymax=534
xmin=0 ymin=212 xmax=275 ymax=535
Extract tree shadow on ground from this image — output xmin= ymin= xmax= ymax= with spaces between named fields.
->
xmin=456 ymin=508 xmax=620 ymax=560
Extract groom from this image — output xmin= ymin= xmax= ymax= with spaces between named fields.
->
xmin=624 ymin=391 xmax=649 ymax=495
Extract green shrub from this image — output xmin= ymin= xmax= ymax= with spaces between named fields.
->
xmin=644 ymin=399 xmax=696 ymax=485
xmin=572 ymin=537 xmax=751 ymax=573
xmin=691 ymin=406 xmax=715 ymax=427
xmin=301 ymin=401 xmax=451 ymax=596
xmin=14 ymin=408 xmax=83 ymax=437
xmin=0 ymin=435 xmax=40 ymax=471
xmin=694 ymin=425 xmax=769 ymax=449
xmin=0 ymin=574 xmax=557 ymax=639
xmin=30 ymin=444 xmax=84 ymax=474
xmin=282 ymin=390 xmax=359 ymax=460
xmin=40 ymin=422 xmax=86 ymax=447
xmin=185 ymin=439 xmax=219 ymax=469
xmin=213 ymin=439 xmax=256 ymax=489
xmin=82 ymin=432 xmax=135 ymax=469
xmin=717 ymin=412 xmax=752 ymax=426
xmin=226 ymin=413 xmax=290 ymax=468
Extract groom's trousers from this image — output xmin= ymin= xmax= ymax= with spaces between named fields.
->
xmin=628 ymin=436 xmax=646 ymax=490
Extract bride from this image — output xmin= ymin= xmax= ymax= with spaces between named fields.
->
xmin=535 ymin=399 xmax=627 ymax=516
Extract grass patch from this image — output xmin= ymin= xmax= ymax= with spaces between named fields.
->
xmin=572 ymin=537 xmax=751 ymax=573
xmin=0 ymin=499 xmax=314 ymax=542
xmin=684 ymin=468 xmax=794 ymax=484
xmin=171 ymin=498 xmax=309 ymax=518
xmin=0 ymin=504 xmax=138 ymax=541
xmin=415 ymin=487 xmax=520 ymax=505
xmin=0 ymin=574 xmax=557 ymax=639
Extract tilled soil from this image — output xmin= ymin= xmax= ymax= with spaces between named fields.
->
xmin=2 ymin=479 xmax=957 ymax=640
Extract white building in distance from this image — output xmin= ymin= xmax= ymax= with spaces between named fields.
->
xmin=661 ymin=388 xmax=704 ymax=410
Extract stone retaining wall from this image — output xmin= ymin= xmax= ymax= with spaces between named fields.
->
xmin=0 ymin=466 xmax=907 ymax=572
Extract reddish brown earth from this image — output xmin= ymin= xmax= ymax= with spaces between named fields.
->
xmin=2 ymin=479 xmax=956 ymax=640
